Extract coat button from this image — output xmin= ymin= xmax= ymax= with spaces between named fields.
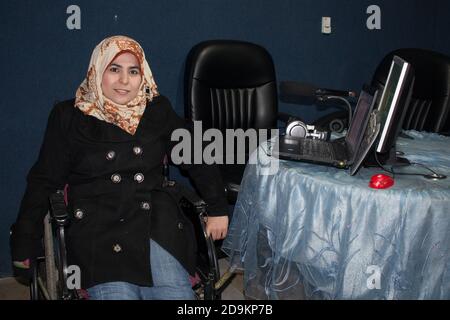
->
xmin=177 ymin=222 xmax=184 ymax=230
xmin=113 ymin=244 xmax=122 ymax=253
xmin=74 ymin=209 xmax=84 ymax=220
xmin=106 ymin=150 xmax=116 ymax=161
xmin=134 ymin=173 xmax=144 ymax=183
xmin=141 ymin=202 xmax=151 ymax=210
xmin=133 ymin=146 xmax=143 ymax=156
xmin=111 ymin=173 xmax=122 ymax=183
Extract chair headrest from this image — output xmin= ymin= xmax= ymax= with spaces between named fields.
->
xmin=186 ymin=40 xmax=276 ymax=88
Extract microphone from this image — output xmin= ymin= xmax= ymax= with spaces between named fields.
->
xmin=279 ymin=81 xmax=355 ymax=128
xmin=280 ymin=81 xmax=357 ymax=99
xmin=316 ymin=87 xmax=357 ymax=98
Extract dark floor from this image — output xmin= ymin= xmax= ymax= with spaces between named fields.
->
xmin=0 ymin=258 xmax=244 ymax=300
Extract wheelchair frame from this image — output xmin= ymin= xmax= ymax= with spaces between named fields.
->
xmin=30 ymin=184 xmax=235 ymax=300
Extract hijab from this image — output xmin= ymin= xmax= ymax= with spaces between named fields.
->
xmin=75 ymin=35 xmax=159 ymax=135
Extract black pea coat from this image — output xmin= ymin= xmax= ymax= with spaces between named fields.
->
xmin=10 ymin=95 xmax=228 ymax=289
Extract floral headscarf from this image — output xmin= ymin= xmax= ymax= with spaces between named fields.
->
xmin=75 ymin=35 xmax=159 ymax=135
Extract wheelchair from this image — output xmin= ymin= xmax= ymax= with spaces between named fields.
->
xmin=29 ymin=175 xmax=235 ymax=300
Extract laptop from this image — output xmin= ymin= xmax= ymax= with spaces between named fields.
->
xmin=272 ymin=86 xmax=378 ymax=174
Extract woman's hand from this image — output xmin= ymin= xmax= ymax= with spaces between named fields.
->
xmin=205 ymin=216 xmax=229 ymax=240
xmin=12 ymin=259 xmax=31 ymax=281
xmin=13 ymin=259 xmax=30 ymax=269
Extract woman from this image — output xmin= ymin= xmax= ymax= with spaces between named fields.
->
xmin=10 ymin=36 xmax=229 ymax=300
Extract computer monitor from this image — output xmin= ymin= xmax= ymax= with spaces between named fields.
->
xmin=374 ymin=55 xmax=415 ymax=162
xmin=346 ymin=86 xmax=378 ymax=160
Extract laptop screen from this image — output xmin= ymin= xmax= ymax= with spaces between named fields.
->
xmin=375 ymin=56 xmax=413 ymax=153
xmin=345 ymin=89 xmax=376 ymax=155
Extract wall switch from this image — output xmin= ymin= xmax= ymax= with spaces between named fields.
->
xmin=322 ymin=16 xmax=331 ymax=34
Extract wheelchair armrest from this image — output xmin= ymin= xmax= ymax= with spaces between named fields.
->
xmin=175 ymin=183 xmax=207 ymax=210
xmin=49 ymin=191 xmax=69 ymax=227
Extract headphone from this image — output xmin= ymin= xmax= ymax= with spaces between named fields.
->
xmin=285 ymin=119 xmax=329 ymax=141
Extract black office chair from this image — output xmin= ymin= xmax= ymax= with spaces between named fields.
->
xmin=371 ymin=48 xmax=450 ymax=134
xmin=184 ymin=40 xmax=279 ymax=204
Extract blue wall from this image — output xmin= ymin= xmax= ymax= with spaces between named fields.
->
xmin=1 ymin=0 xmax=449 ymax=276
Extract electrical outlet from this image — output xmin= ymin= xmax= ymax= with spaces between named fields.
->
xmin=322 ymin=17 xmax=331 ymax=34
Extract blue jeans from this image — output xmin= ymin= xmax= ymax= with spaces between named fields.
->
xmin=87 ymin=239 xmax=195 ymax=300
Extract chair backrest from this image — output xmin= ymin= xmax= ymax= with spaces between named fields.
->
xmin=371 ymin=48 xmax=450 ymax=133
xmin=184 ymin=40 xmax=278 ymax=131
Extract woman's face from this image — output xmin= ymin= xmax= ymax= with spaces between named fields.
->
xmin=102 ymin=52 xmax=142 ymax=105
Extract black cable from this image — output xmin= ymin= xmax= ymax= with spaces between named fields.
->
xmin=373 ymin=151 xmax=396 ymax=178
xmin=401 ymin=162 xmax=447 ymax=180
xmin=373 ymin=150 xmax=447 ymax=180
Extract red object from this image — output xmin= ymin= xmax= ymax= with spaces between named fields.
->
xmin=189 ymin=273 xmax=201 ymax=287
xmin=369 ymin=174 xmax=395 ymax=189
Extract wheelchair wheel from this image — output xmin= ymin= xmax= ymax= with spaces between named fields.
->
xmin=30 ymin=213 xmax=74 ymax=300
xmin=30 ymin=256 xmax=57 ymax=300
xmin=30 ymin=215 xmax=58 ymax=300
xmin=179 ymin=198 xmax=222 ymax=300
xmin=194 ymin=235 xmax=221 ymax=300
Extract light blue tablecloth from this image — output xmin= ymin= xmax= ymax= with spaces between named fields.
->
xmin=222 ymin=131 xmax=450 ymax=300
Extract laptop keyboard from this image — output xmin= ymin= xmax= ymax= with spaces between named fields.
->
xmin=299 ymin=139 xmax=334 ymax=160
xmin=332 ymin=143 xmax=348 ymax=160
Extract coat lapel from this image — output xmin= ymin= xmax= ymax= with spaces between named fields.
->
xmin=74 ymin=97 xmax=168 ymax=143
